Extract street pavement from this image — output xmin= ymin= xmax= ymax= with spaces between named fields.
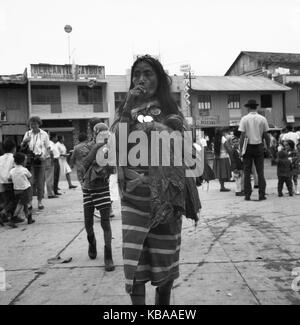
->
xmin=0 ymin=160 xmax=300 ymax=305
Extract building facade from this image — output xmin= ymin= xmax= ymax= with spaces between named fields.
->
xmin=188 ymin=76 xmax=290 ymax=142
xmin=28 ymin=63 xmax=109 ymax=151
xmin=225 ymin=51 xmax=300 ymax=127
xmin=0 ymin=70 xmax=29 ymax=148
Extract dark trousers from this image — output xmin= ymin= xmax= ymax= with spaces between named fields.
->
xmin=278 ymin=176 xmax=293 ymax=195
xmin=53 ymin=158 xmax=60 ymax=193
xmin=28 ymin=162 xmax=45 ymax=201
xmin=243 ymin=143 xmax=266 ymax=198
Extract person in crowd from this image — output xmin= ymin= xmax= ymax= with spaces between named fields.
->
xmin=277 ymin=139 xmax=285 ymax=152
xmin=0 ymin=139 xmax=17 ymax=226
xmin=111 ymin=55 xmax=201 ymax=305
xmin=213 ymin=128 xmax=232 ymax=192
xmin=70 ymin=132 xmax=89 ymax=186
xmin=269 ymin=132 xmax=278 ymax=166
xmin=284 ymin=140 xmax=299 ymax=195
xmin=49 ymin=134 xmax=61 ymax=196
xmin=279 ymin=128 xmax=287 ymax=144
xmin=282 ymin=125 xmax=300 ymax=147
xmin=8 ymin=152 xmax=35 ymax=226
xmin=81 ymin=120 xmax=115 ymax=271
xmin=231 ymin=136 xmax=244 ymax=196
xmin=21 ymin=116 xmax=50 ymax=210
xmin=276 ymin=150 xmax=293 ymax=197
xmin=238 ymin=99 xmax=270 ymax=201
xmin=194 ymin=133 xmax=215 ymax=186
xmin=70 ymin=130 xmax=116 ymax=218
xmin=44 ymin=132 xmax=58 ymax=199
xmin=56 ymin=135 xmax=77 ymax=190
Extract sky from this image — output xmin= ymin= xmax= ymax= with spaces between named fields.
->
xmin=1 ymin=0 xmax=300 ymax=76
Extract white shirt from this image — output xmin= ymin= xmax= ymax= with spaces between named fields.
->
xmin=282 ymin=132 xmax=300 ymax=147
xmin=50 ymin=141 xmax=60 ymax=159
xmin=9 ymin=165 xmax=32 ymax=190
xmin=23 ymin=129 xmax=50 ymax=159
xmin=56 ymin=142 xmax=67 ymax=156
xmin=238 ymin=112 xmax=269 ymax=145
xmin=0 ymin=153 xmax=14 ymax=184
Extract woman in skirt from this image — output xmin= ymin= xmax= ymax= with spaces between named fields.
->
xmin=111 ymin=55 xmax=201 ymax=305
xmin=56 ymin=135 xmax=77 ymax=189
xmin=213 ymin=128 xmax=232 ymax=192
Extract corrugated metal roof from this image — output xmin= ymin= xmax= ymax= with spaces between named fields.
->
xmin=225 ymin=51 xmax=300 ymax=75
xmin=191 ymin=76 xmax=291 ymax=92
xmin=244 ymin=51 xmax=300 ymax=66
xmin=0 ymin=69 xmax=27 ymax=84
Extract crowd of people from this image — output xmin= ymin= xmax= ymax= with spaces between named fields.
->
xmin=210 ymin=107 xmax=300 ymax=199
xmin=1 ymin=55 xmax=300 ymax=306
xmin=0 ymin=116 xmax=77 ymax=227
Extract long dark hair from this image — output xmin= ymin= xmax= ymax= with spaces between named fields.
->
xmin=111 ymin=55 xmax=181 ymax=131
xmin=214 ymin=128 xmax=228 ymax=157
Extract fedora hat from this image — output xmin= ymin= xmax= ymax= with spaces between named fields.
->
xmin=244 ymin=99 xmax=259 ymax=108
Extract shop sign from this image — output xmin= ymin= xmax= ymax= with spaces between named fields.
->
xmin=286 ymin=115 xmax=295 ymax=123
xmin=196 ymin=116 xmax=219 ymax=126
xmin=31 ymin=64 xmax=105 ymax=80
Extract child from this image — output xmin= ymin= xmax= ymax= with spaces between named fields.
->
xmin=230 ymin=136 xmax=244 ymax=196
xmin=276 ymin=150 xmax=293 ymax=197
xmin=284 ymin=140 xmax=299 ymax=195
xmin=81 ymin=120 xmax=115 ymax=271
xmin=9 ymin=152 xmax=35 ymax=226
xmin=0 ymin=139 xmax=17 ymax=226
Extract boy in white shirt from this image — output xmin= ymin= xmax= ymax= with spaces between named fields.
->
xmin=9 ymin=152 xmax=35 ymax=226
xmin=0 ymin=139 xmax=16 ymax=226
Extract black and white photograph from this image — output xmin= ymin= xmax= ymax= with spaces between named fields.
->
xmin=0 ymin=0 xmax=300 ymax=312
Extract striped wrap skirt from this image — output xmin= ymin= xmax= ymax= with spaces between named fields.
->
xmin=82 ymin=186 xmax=111 ymax=211
xmin=121 ymin=168 xmax=182 ymax=294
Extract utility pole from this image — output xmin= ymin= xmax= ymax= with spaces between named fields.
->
xmin=180 ymin=63 xmax=192 ymax=117
xmin=64 ymin=25 xmax=72 ymax=65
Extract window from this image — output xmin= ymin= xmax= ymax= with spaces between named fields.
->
xmin=198 ymin=95 xmax=211 ymax=109
xmin=228 ymin=95 xmax=240 ymax=109
xmin=261 ymin=94 xmax=272 ymax=108
xmin=172 ymin=92 xmax=181 ymax=108
xmin=78 ymin=86 xmax=103 ymax=105
xmin=114 ymin=92 xmax=127 ymax=110
xmin=31 ymin=85 xmax=61 ymax=105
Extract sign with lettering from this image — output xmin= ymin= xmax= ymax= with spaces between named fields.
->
xmin=286 ymin=115 xmax=295 ymax=123
xmin=196 ymin=116 xmax=220 ymax=126
xmin=180 ymin=64 xmax=191 ymax=72
xmin=31 ymin=64 xmax=105 ymax=80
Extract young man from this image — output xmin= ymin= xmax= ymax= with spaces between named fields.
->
xmin=238 ymin=99 xmax=270 ymax=201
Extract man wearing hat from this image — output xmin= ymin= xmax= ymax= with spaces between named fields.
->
xmin=238 ymin=99 xmax=270 ymax=201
